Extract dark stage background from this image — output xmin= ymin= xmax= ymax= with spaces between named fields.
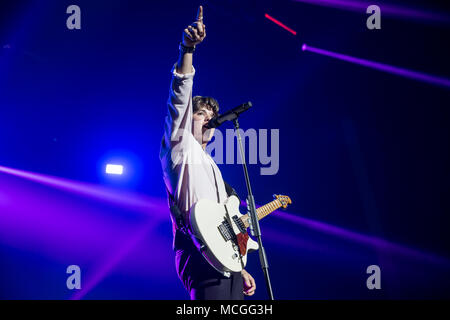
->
xmin=0 ymin=0 xmax=449 ymax=299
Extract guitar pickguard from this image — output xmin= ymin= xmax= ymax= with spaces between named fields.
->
xmin=236 ymin=232 xmax=249 ymax=256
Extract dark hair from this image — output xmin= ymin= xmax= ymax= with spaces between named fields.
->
xmin=193 ymin=96 xmax=220 ymax=118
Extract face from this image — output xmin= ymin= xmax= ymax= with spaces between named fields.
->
xmin=192 ymin=106 xmax=215 ymax=146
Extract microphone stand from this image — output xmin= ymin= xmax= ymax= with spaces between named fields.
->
xmin=233 ymin=118 xmax=275 ymax=300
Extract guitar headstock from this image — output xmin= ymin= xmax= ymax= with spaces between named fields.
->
xmin=273 ymin=194 xmax=292 ymax=208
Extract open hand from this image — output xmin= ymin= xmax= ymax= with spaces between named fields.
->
xmin=182 ymin=6 xmax=206 ymax=47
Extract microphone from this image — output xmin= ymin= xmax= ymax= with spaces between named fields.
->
xmin=206 ymin=101 xmax=252 ymax=128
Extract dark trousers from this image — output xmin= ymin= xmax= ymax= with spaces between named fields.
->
xmin=174 ymin=230 xmax=244 ymax=300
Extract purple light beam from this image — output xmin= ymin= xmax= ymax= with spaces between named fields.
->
xmin=0 ymin=167 xmax=176 ymax=299
xmin=302 ymin=43 xmax=450 ymax=89
xmin=274 ymin=210 xmax=450 ymax=267
xmin=70 ymin=220 xmax=157 ymax=300
xmin=0 ymin=164 xmax=165 ymax=215
xmin=292 ymin=0 xmax=450 ymax=24
xmin=243 ymin=198 xmax=450 ymax=266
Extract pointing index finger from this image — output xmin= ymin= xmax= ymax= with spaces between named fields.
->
xmin=196 ymin=5 xmax=203 ymax=22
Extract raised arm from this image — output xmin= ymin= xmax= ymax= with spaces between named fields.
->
xmin=176 ymin=6 xmax=206 ymax=74
xmin=162 ymin=6 xmax=207 ymax=153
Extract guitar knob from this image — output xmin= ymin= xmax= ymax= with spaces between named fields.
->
xmin=232 ymin=253 xmax=238 ymax=259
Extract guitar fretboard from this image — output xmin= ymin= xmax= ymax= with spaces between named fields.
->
xmin=240 ymin=199 xmax=282 ymax=228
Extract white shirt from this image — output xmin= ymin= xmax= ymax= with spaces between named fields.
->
xmin=160 ymin=63 xmax=228 ymax=235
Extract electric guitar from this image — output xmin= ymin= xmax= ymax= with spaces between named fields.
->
xmin=190 ymin=194 xmax=292 ymax=273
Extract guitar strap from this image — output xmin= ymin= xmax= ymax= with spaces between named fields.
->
xmin=210 ymin=164 xmax=223 ymax=204
xmin=211 ymin=163 xmax=241 ymax=202
xmin=223 ymin=180 xmax=240 ymax=202
xmin=165 ymin=185 xmax=189 ymax=236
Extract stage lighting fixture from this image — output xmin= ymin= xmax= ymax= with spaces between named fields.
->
xmin=106 ymin=164 xmax=123 ymax=175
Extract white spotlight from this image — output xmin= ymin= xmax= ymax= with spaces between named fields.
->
xmin=106 ymin=164 xmax=123 ymax=175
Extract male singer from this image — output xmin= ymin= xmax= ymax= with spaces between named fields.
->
xmin=160 ymin=6 xmax=256 ymax=300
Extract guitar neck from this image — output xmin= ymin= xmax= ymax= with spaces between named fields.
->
xmin=240 ymin=199 xmax=283 ymax=228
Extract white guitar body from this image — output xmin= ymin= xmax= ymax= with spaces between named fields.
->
xmin=190 ymin=195 xmax=259 ymax=273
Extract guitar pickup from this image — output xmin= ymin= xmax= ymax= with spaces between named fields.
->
xmin=218 ymin=220 xmax=233 ymax=242
xmin=232 ymin=215 xmax=246 ymax=233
